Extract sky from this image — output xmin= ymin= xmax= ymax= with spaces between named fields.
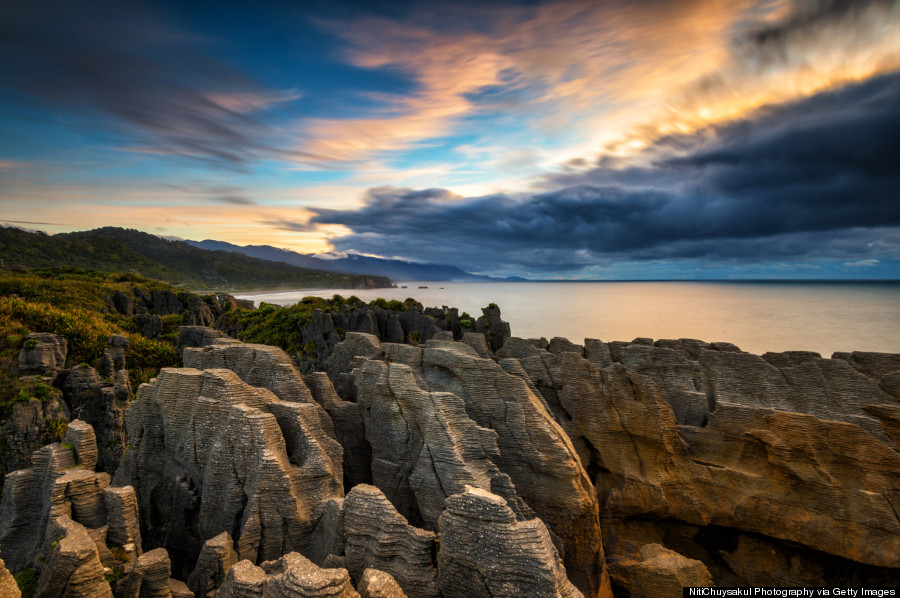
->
xmin=1 ymin=0 xmax=899 ymax=279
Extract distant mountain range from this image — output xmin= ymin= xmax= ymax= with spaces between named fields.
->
xmin=0 ymin=226 xmax=392 ymax=290
xmin=186 ymin=239 xmax=527 ymax=282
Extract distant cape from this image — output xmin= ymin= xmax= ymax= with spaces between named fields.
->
xmin=186 ymin=239 xmax=527 ymax=282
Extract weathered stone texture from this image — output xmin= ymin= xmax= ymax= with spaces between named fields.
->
xmin=217 ymin=554 xmax=358 ymax=598
xmin=114 ymin=547 xmax=172 ymax=598
xmin=187 ymin=532 xmax=238 ymax=598
xmin=0 ymin=420 xmax=114 ymax=573
xmin=0 ymin=557 xmax=20 ymax=598
xmin=18 ymin=333 xmax=67 ymax=376
xmin=438 ymin=486 xmax=583 ymax=598
xmin=114 ymin=367 xmax=342 ymax=572
xmin=500 ymin=336 xmax=900 ymax=588
xmin=33 ymin=516 xmax=112 ymax=598
xmin=357 ymin=569 xmax=407 ymax=598
xmin=331 ymin=334 xmax=610 ymax=598
xmin=343 ymin=485 xmax=438 ymax=598
xmin=629 ymin=544 xmax=714 ymax=598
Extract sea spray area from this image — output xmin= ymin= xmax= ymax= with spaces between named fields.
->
xmin=0 ymin=278 xmax=898 ymax=596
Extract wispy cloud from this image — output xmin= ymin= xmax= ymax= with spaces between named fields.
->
xmin=310 ymin=72 xmax=900 ymax=273
xmin=844 ymin=259 xmax=881 ymax=268
xmin=295 ymin=0 xmax=900 ymax=175
xmin=0 ymin=0 xmax=313 ymax=169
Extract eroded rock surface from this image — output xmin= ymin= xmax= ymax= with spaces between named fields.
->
xmin=333 ymin=334 xmax=610 ymax=598
xmin=187 ymin=532 xmax=238 ymax=598
xmin=34 ymin=516 xmax=113 ymax=598
xmin=628 ymin=544 xmax=713 ymax=598
xmin=0 ymin=557 xmax=20 ymax=598
xmin=438 ymin=486 xmax=583 ymax=598
xmin=217 ymin=553 xmax=359 ymax=598
xmin=18 ymin=333 xmax=67 ymax=376
xmin=343 ymin=485 xmax=439 ymax=598
xmin=114 ymin=367 xmax=342 ymax=574
xmin=0 ymin=420 xmax=112 ymax=572
xmin=357 ymin=569 xmax=407 ymax=598
xmin=499 ymin=336 xmax=900 ymax=588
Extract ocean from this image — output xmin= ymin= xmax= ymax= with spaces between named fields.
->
xmin=236 ymin=280 xmax=900 ymax=358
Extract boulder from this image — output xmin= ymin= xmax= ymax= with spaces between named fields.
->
xmin=217 ymin=553 xmax=358 ymax=598
xmin=33 ymin=516 xmax=112 ymax=598
xmin=437 ymin=486 xmax=583 ymax=598
xmin=187 ymin=532 xmax=238 ymax=598
xmin=114 ymin=547 xmax=171 ymax=598
xmin=343 ymin=485 xmax=438 ymax=598
xmin=629 ymin=544 xmax=714 ymax=598
xmin=357 ymin=569 xmax=407 ymax=598
xmin=18 ymin=333 xmax=67 ymax=376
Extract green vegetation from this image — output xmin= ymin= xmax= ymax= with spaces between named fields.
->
xmin=0 ymin=226 xmax=391 ymax=291
xmin=43 ymin=417 xmax=68 ymax=443
xmin=0 ymin=269 xmax=183 ymax=421
xmin=218 ymin=295 xmax=369 ymax=355
xmin=15 ymin=568 xmax=37 ymax=598
xmin=104 ymin=568 xmax=125 ymax=586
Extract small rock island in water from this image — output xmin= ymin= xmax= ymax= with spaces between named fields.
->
xmin=1 ymin=285 xmax=898 ymax=597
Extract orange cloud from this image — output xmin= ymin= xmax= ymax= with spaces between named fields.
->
xmin=296 ymin=0 xmax=900 ymax=173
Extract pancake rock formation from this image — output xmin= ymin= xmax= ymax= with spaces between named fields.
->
xmin=114 ymin=362 xmax=343 ymax=573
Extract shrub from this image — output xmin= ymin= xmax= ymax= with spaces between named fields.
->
xmin=15 ymin=567 xmax=38 ymax=598
xmin=43 ymin=417 xmax=68 ymax=443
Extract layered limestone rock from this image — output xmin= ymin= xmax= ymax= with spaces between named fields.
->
xmin=187 ymin=532 xmax=238 ymax=598
xmin=834 ymin=351 xmax=900 ymax=400
xmin=103 ymin=485 xmax=142 ymax=557
xmin=0 ymin=382 xmax=69 ymax=480
xmin=628 ymin=544 xmax=713 ymax=598
xmin=499 ymin=337 xmax=900 ymax=587
xmin=33 ymin=516 xmax=112 ymax=598
xmin=114 ymin=548 xmax=172 ymax=598
xmin=62 ymin=365 xmax=130 ymax=474
xmin=114 ymin=367 xmax=343 ymax=574
xmin=352 ymin=357 xmax=523 ymax=530
xmin=183 ymin=342 xmax=319 ymax=406
xmin=217 ymin=553 xmax=359 ymax=598
xmin=178 ymin=325 xmax=232 ymax=349
xmin=0 ymin=557 xmax=20 ymax=598
xmin=302 ymin=372 xmax=371 ymax=489
xmin=334 ymin=334 xmax=609 ymax=598
xmin=357 ymin=569 xmax=407 ymax=598
xmin=342 ymin=485 xmax=439 ymax=598
xmin=18 ymin=333 xmax=67 ymax=376
xmin=437 ymin=486 xmax=583 ymax=598
xmin=0 ymin=420 xmax=117 ymax=572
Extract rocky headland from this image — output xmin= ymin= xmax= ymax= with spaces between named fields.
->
xmin=1 ymin=294 xmax=898 ymax=597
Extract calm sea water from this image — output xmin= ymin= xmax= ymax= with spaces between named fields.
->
xmin=236 ymin=281 xmax=900 ymax=357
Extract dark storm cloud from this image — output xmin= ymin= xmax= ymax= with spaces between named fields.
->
xmin=742 ymin=0 xmax=897 ymax=60
xmin=310 ymin=73 xmax=900 ymax=271
xmin=0 ymin=0 xmax=312 ymax=168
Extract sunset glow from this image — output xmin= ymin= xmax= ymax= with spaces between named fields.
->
xmin=1 ymin=0 xmax=898 ymax=278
